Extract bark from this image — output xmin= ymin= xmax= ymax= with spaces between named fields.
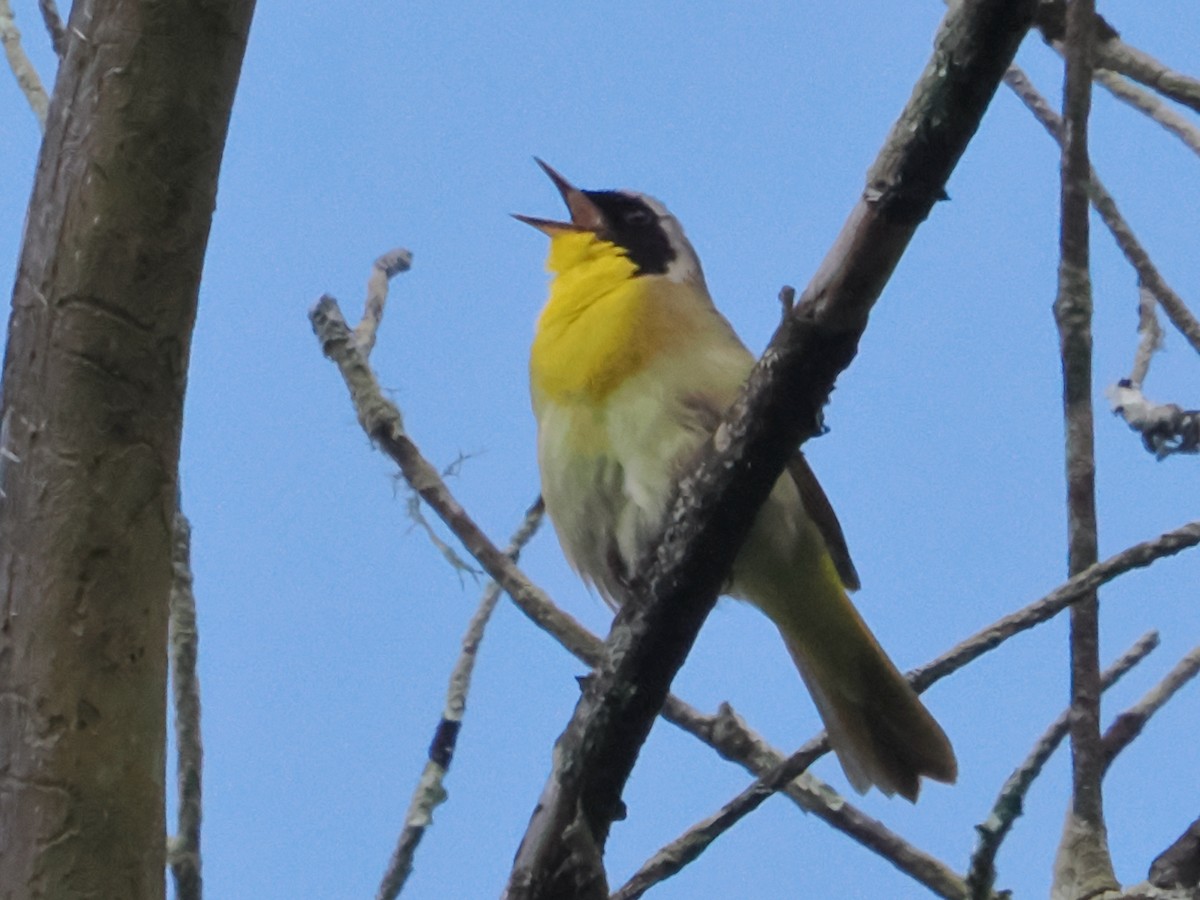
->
xmin=0 ymin=1 xmax=254 ymax=897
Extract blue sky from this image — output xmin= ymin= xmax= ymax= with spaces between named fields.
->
xmin=3 ymin=2 xmax=1198 ymax=898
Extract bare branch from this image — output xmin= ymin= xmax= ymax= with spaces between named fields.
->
xmin=612 ymin=727 xmax=968 ymax=900
xmin=1034 ymin=5 xmax=1200 ymax=143
xmin=353 ymin=248 xmax=412 ymax=358
xmin=311 ymin=295 xmax=604 ymax=668
xmin=908 ymin=521 xmax=1200 ymax=692
xmin=967 ymin=632 xmax=1160 ymax=900
xmin=167 ymin=511 xmax=203 ymax=900
xmin=1004 ymin=67 xmax=1200 ymax=357
xmin=1095 ymin=35 xmax=1200 ymax=116
xmin=1130 ymin=283 xmax=1164 ymax=389
xmin=1102 ymin=645 xmax=1200 ymax=770
xmin=1053 ymin=1 xmax=1119 ymax=891
xmin=377 ymin=500 xmax=545 ymax=900
xmin=0 ymin=0 xmax=50 ymax=129
xmin=37 ymin=0 xmax=63 ymax=57
xmin=1093 ymin=68 xmax=1200 ymax=159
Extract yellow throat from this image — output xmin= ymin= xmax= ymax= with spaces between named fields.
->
xmin=530 ymin=230 xmax=699 ymax=406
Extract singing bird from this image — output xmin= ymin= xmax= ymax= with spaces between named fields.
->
xmin=517 ymin=160 xmax=956 ymax=800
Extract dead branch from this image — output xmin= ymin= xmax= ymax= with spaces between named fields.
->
xmin=1053 ymin=0 xmax=1120 ymax=892
xmin=967 ymin=632 xmax=1160 ymax=900
xmin=1102 ymin=645 xmax=1200 ymax=770
xmin=1004 ymin=67 xmax=1200 ymax=357
xmin=377 ymin=499 xmax=545 ymax=900
xmin=0 ymin=0 xmax=49 ymax=128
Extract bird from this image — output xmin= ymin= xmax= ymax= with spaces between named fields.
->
xmin=516 ymin=159 xmax=956 ymax=801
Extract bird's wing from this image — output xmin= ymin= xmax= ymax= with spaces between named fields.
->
xmin=787 ymin=453 xmax=861 ymax=592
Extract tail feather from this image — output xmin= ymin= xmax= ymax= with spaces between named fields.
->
xmin=746 ymin=550 xmax=956 ymax=801
xmin=782 ymin=624 xmax=956 ymax=801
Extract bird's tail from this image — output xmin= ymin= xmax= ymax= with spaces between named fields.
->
xmin=755 ymin=556 xmax=957 ymax=801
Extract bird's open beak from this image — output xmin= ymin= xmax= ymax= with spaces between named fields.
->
xmin=513 ymin=158 xmax=606 ymax=235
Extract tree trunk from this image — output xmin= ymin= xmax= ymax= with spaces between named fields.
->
xmin=0 ymin=1 xmax=254 ymax=896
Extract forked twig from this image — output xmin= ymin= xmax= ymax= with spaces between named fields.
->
xmin=966 ymin=631 xmax=1160 ymax=899
xmin=1102 ymin=644 xmax=1200 ymax=769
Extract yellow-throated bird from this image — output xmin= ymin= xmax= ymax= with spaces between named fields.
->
xmin=517 ymin=160 xmax=956 ymax=800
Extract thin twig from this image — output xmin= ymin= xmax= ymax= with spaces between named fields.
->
xmin=167 ymin=511 xmax=203 ymax=900
xmin=354 ymin=248 xmax=412 ymax=358
xmin=1130 ymin=282 xmax=1164 ymax=389
xmin=37 ymin=0 xmax=63 ymax=57
xmin=0 ymin=0 xmax=50 ymax=129
xmin=377 ymin=499 xmax=545 ymax=900
xmin=404 ymin=493 xmax=482 ymax=584
xmin=966 ymin=631 xmax=1160 ymax=900
xmin=1053 ymin=2 xmax=1118 ymax=893
xmin=907 ymin=520 xmax=1200 ymax=692
xmin=1093 ymin=68 xmax=1200 ymax=159
xmin=1095 ymin=35 xmax=1200 ymax=116
xmin=1101 ymin=644 xmax=1200 ymax=770
xmin=1004 ymin=67 xmax=1200 ymax=357
xmin=311 ymin=295 xmax=603 ymax=667
xmin=613 ymin=736 xmax=968 ymax=900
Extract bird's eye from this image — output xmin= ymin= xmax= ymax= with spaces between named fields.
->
xmin=623 ymin=208 xmax=653 ymax=227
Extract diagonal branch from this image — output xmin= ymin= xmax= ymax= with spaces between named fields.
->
xmin=1101 ymin=644 xmax=1200 ymax=771
xmin=1094 ymin=34 xmax=1200 ymax=116
xmin=1092 ymin=68 xmax=1200 ymax=159
xmin=1004 ymin=67 xmax=1200 ymax=357
xmin=504 ymin=2 xmax=1037 ymax=895
xmin=0 ymin=0 xmax=50 ymax=129
xmin=966 ymin=631 xmax=1160 ymax=900
xmin=376 ymin=499 xmax=545 ymax=900
xmin=612 ymin=733 xmax=969 ymax=900
xmin=37 ymin=0 xmax=64 ymax=57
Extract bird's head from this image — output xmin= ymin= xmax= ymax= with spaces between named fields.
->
xmin=515 ymin=159 xmax=705 ymax=286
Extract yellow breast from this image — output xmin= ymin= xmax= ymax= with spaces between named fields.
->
xmin=529 ymin=231 xmax=702 ymax=406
